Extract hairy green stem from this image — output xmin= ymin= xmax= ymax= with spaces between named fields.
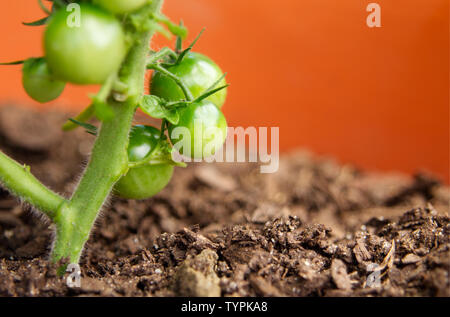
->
xmin=51 ymin=0 xmax=163 ymax=264
xmin=0 ymin=151 xmax=66 ymax=218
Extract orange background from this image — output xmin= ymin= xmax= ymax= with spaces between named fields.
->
xmin=0 ymin=0 xmax=448 ymax=182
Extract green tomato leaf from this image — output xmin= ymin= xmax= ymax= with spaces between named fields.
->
xmin=139 ymin=95 xmax=165 ymax=117
xmin=139 ymin=95 xmax=180 ymax=125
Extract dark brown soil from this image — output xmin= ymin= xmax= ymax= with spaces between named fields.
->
xmin=0 ymin=105 xmax=448 ymax=297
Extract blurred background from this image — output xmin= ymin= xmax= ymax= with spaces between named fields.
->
xmin=0 ymin=0 xmax=448 ymax=182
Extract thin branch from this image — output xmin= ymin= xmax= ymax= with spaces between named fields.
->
xmin=0 ymin=150 xmax=66 ymax=219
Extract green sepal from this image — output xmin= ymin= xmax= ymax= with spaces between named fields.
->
xmin=174 ymin=28 xmax=205 ymax=65
xmin=22 ymin=16 xmax=48 ymax=26
xmin=0 ymin=60 xmax=25 ymax=66
xmin=191 ymin=73 xmax=229 ymax=104
xmin=194 ymin=84 xmax=229 ymax=104
xmin=67 ymin=119 xmax=98 ymax=136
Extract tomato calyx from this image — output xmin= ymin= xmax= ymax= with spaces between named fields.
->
xmin=140 ymin=77 xmax=228 ymax=116
xmin=145 ymin=29 xmax=205 ymax=72
xmin=127 ymin=139 xmax=186 ymax=169
xmin=138 ymin=77 xmax=228 ymax=133
xmin=124 ymin=125 xmax=185 ymax=169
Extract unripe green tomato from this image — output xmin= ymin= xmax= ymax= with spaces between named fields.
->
xmin=93 ymin=0 xmax=149 ymax=14
xmin=151 ymin=52 xmax=228 ymax=108
xmin=114 ymin=125 xmax=174 ymax=200
xmin=22 ymin=58 xmax=65 ymax=103
xmin=168 ymin=100 xmax=228 ymax=160
xmin=44 ymin=4 xmax=126 ymax=85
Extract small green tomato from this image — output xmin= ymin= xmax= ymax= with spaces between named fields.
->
xmin=151 ymin=52 xmax=228 ymax=108
xmin=114 ymin=125 xmax=174 ymax=200
xmin=168 ymin=100 xmax=228 ymax=160
xmin=44 ymin=3 xmax=126 ymax=85
xmin=22 ymin=58 xmax=65 ymax=103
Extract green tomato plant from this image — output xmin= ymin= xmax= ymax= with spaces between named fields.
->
xmin=0 ymin=0 xmax=229 ymax=267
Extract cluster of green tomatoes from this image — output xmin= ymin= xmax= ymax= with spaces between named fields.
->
xmin=19 ymin=0 xmax=229 ymax=200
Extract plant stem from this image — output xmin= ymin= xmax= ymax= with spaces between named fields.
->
xmin=147 ymin=47 xmax=177 ymax=65
xmin=0 ymin=151 xmax=66 ymax=218
xmin=51 ymin=0 xmax=164 ymax=264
